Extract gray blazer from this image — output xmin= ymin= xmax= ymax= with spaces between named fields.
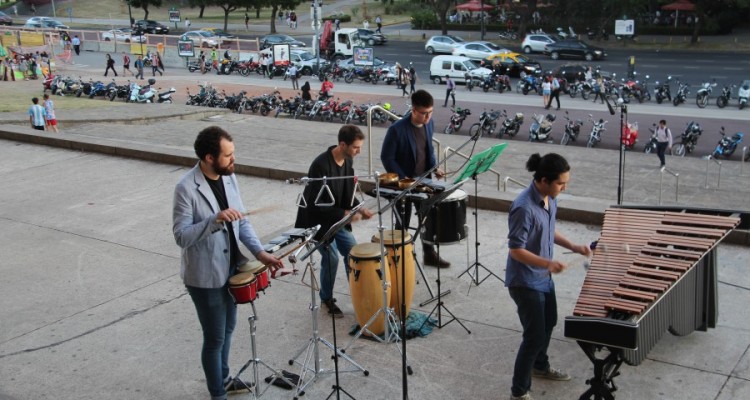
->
xmin=172 ymin=163 xmax=264 ymax=288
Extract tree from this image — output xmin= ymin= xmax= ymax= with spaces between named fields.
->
xmin=186 ymin=0 xmax=210 ymax=18
xmin=430 ymin=0 xmax=452 ymax=35
xmin=266 ymin=0 xmax=303 ymax=34
xmin=128 ymin=0 xmax=163 ymax=20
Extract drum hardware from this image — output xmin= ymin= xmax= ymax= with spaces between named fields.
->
xmin=455 ymin=144 xmax=508 ymax=287
xmin=313 ymin=176 xmax=335 ymax=206
xmin=229 ymin=298 xmax=299 ymax=399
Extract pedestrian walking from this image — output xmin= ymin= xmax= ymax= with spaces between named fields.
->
xmin=335 ymin=18 xmax=341 ymax=30
xmin=288 ymin=64 xmax=299 ymax=90
xmin=401 ymin=70 xmax=410 ymax=97
xmin=363 ymin=19 xmax=369 ymax=29
xmin=134 ymin=55 xmax=144 ymax=79
xmin=72 ymin=35 xmax=81 ymax=56
xmin=542 ymin=76 xmax=551 ymax=107
xmin=409 ymin=63 xmax=417 ymax=94
xmin=152 ymin=52 xmax=163 ymax=76
xmin=28 ymin=97 xmax=46 ymax=131
xmin=12 ymin=4 xmax=17 ymax=16
xmin=654 ymin=120 xmax=673 ymax=170
xmin=185 ymin=18 xmax=191 ymax=30
xmin=375 ymin=15 xmax=382 ymax=33
xmin=592 ymin=75 xmax=604 ymax=104
xmin=30 ymin=4 xmax=36 ymax=15
xmin=122 ymin=52 xmax=133 ymax=76
xmin=199 ymin=50 xmax=206 ymax=74
xmin=245 ymin=13 xmax=250 ymax=30
xmin=104 ymin=54 xmax=117 ymax=77
xmin=443 ymin=75 xmax=456 ymax=107
xmin=265 ymin=54 xmax=273 ymax=78
xmin=43 ymin=93 xmax=59 ymax=133
xmin=546 ymin=75 xmax=561 ymax=110
xmin=301 ymin=81 xmax=312 ymax=101
xmin=210 ymin=47 xmax=218 ymax=71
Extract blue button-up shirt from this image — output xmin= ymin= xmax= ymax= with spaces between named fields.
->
xmin=505 ymin=181 xmax=556 ymax=292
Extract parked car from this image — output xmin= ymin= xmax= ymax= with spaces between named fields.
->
xmin=429 ymin=55 xmax=492 ymax=84
xmin=521 ymin=33 xmax=557 ymax=54
xmin=0 ymin=11 xmax=12 ymax=26
xmin=425 ymin=35 xmax=466 ymax=54
xmin=181 ymin=30 xmax=219 ymax=48
xmin=544 ymin=39 xmax=606 ymax=61
xmin=101 ymin=28 xmax=146 ymax=43
xmin=483 ymin=51 xmax=542 ymax=77
xmin=356 ymin=28 xmax=387 ymax=45
xmin=133 ymin=20 xmax=169 ymax=34
xmin=452 ymin=41 xmax=509 ymax=60
xmin=259 ymin=34 xmax=306 ymax=50
xmin=24 ymin=17 xmax=68 ymax=30
xmin=551 ymin=63 xmax=612 ymax=82
xmin=289 ymin=49 xmax=329 ymax=75
xmin=337 ymin=56 xmax=391 ymax=71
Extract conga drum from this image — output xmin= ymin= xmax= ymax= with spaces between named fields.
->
xmin=240 ymin=260 xmax=270 ymax=291
xmin=228 ymin=272 xmax=258 ymax=304
xmin=371 ymin=230 xmax=415 ymax=320
xmin=348 ymin=243 xmax=391 ymax=336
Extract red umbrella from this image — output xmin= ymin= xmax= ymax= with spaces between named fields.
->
xmin=661 ymin=0 xmax=695 ymax=11
xmin=455 ymin=0 xmax=495 ymax=12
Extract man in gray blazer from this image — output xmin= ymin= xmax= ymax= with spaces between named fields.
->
xmin=173 ymin=126 xmax=283 ymax=400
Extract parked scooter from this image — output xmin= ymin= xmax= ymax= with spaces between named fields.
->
xmin=712 ymin=127 xmax=745 ymax=160
xmin=156 ymin=87 xmax=176 ymax=103
xmin=673 ymin=121 xmax=703 ymax=157
xmin=739 ymin=83 xmax=750 ymax=110
xmin=654 ymin=76 xmax=672 ymax=104
xmin=672 ymin=79 xmax=690 ymax=106
xmin=586 ymin=115 xmax=608 ymax=148
xmin=528 ymin=113 xmax=556 ymax=142
xmin=621 ymin=121 xmax=639 ymax=150
xmin=695 ymin=80 xmax=717 ymax=109
xmin=129 ymin=78 xmax=157 ymax=103
xmin=560 ymin=111 xmax=584 ymax=146
xmin=443 ymin=107 xmax=472 ymax=135
xmin=496 ymin=109 xmax=524 ymax=139
xmin=716 ymin=84 xmax=735 ymax=108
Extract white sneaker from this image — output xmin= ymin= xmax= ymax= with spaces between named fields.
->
xmin=510 ymin=393 xmax=533 ymax=400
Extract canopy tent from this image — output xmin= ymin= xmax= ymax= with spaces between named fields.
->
xmin=455 ymin=0 xmax=495 ymax=12
xmin=661 ymin=0 xmax=695 ymax=11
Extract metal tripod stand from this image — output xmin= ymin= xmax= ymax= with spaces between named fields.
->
xmin=231 ymin=301 xmax=298 ymax=399
xmin=288 ymin=241 xmax=367 ymax=399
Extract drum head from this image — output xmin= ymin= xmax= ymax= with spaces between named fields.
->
xmin=349 ymin=242 xmax=383 ymax=260
xmin=444 ymin=189 xmax=467 ymax=202
xmin=229 ymin=271 xmax=256 ymax=286
xmin=372 ymin=230 xmax=412 ymax=246
xmin=243 ymin=261 xmax=268 ymax=275
xmin=238 ymin=260 xmax=263 ymax=273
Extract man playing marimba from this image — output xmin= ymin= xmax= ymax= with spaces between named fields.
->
xmin=505 ymin=153 xmax=591 ymax=400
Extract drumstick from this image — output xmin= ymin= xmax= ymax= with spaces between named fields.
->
xmin=215 ymin=206 xmax=279 ymax=224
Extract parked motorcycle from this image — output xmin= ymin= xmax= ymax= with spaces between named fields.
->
xmin=187 ymin=59 xmax=213 ymax=73
xmin=497 ymin=29 xmax=519 ymax=40
xmin=716 ymin=84 xmax=735 ymax=108
xmin=496 ymin=110 xmax=524 ymax=139
xmin=672 ymin=79 xmax=690 ymax=106
xmin=129 ymin=79 xmax=156 ymax=103
xmin=88 ymin=80 xmax=114 ymax=99
xmin=585 ymin=115 xmax=608 ymax=148
xmin=643 ymin=124 xmax=659 ymax=154
xmin=673 ymin=121 xmax=703 ymax=157
xmin=528 ymin=113 xmax=556 ymax=142
xmin=712 ymin=127 xmax=745 ymax=160
xmin=156 ymin=87 xmax=176 ymax=103
xmin=443 ymin=107 xmax=472 ymax=135
xmin=621 ymin=121 xmax=639 ymax=150
xmin=469 ymin=109 xmax=501 ymax=137
xmin=695 ymin=80 xmax=717 ymax=109
xmin=218 ymin=59 xmax=242 ymax=75
xmin=344 ymin=66 xmax=375 ymax=84
xmin=654 ymin=76 xmax=672 ymax=104
xmin=560 ymin=111 xmax=584 ymax=146
xmin=739 ymin=83 xmax=750 ymax=110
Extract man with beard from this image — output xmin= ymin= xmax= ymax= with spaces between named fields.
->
xmin=173 ymin=126 xmax=283 ymax=400
xmin=506 ymin=152 xmax=591 ymax=400
xmin=295 ymin=125 xmax=374 ymax=317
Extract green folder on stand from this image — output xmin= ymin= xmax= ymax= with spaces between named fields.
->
xmin=454 ymin=143 xmax=508 ymax=184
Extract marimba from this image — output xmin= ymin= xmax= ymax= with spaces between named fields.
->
xmin=565 ymin=207 xmax=741 ymax=400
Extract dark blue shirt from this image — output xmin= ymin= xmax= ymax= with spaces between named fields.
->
xmin=505 ymin=181 xmax=556 ymax=292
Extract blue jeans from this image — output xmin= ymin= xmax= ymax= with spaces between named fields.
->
xmin=656 ymin=141 xmax=669 ymax=166
xmin=318 ymin=228 xmax=357 ymax=302
xmin=187 ymin=285 xmax=237 ymax=400
xmin=509 ymin=286 xmax=557 ymax=397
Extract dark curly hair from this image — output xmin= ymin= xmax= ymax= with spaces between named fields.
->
xmin=194 ymin=126 xmax=233 ymax=161
xmin=526 ymin=153 xmax=570 ymax=183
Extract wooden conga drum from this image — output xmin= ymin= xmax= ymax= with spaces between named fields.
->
xmin=348 ymin=243 xmax=391 ymax=336
xmin=372 ymin=230 xmax=416 ymax=319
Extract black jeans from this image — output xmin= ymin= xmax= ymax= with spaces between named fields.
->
xmin=656 ymin=141 xmax=669 ymax=166
xmin=546 ymin=89 xmax=560 ymax=108
xmin=509 ymin=286 xmax=557 ymax=397
xmin=444 ymin=88 xmax=455 ymax=107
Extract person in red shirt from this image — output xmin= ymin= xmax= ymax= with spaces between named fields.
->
xmin=320 ymin=76 xmax=334 ymax=98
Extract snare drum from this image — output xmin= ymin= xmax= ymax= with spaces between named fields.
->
xmin=239 ymin=260 xmax=270 ymax=290
xmin=228 ymin=272 xmax=258 ymax=304
xmin=348 ymin=243 xmax=391 ymax=336
xmin=372 ymin=230 xmax=415 ymax=320
xmin=422 ymin=189 xmax=467 ymax=245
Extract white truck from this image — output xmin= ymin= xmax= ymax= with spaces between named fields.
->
xmin=320 ymin=26 xmax=363 ymax=62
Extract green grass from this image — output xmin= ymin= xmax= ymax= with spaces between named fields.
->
xmin=0 ymin=82 xmax=126 ymax=112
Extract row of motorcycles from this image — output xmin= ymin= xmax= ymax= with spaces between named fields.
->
xmin=444 ymin=107 xmax=748 ymax=160
xmin=43 ymin=75 xmax=175 ymax=103
xmin=184 ymin=83 xmax=402 ymax=125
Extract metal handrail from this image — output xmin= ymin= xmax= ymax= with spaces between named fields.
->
xmin=704 ymin=155 xmax=723 ymax=189
xmin=503 ymin=177 xmax=528 ymax=192
xmin=658 ymin=167 xmax=679 ymax=205
xmin=440 ymin=146 xmax=502 ymax=190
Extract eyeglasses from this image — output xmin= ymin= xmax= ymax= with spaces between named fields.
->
xmin=413 ymin=109 xmax=433 ymax=117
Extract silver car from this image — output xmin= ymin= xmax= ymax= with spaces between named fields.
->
xmin=452 ymin=41 xmax=508 ymax=60
xmin=521 ymin=33 xmax=557 ymax=54
xmin=425 ymin=35 xmax=465 ymax=54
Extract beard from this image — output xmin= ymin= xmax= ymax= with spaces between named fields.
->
xmin=212 ymin=159 xmax=234 ymax=176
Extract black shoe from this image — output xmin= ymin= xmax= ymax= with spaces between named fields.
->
xmin=322 ymin=299 xmax=343 ymax=318
xmin=225 ymin=377 xmax=254 ymax=394
xmin=424 ymin=250 xmax=450 ymax=268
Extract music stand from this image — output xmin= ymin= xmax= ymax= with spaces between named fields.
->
xmin=294 ymin=201 xmax=367 ymax=400
xmin=456 ymin=143 xmax=507 ymax=286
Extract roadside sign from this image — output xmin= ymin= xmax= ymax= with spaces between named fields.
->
xmin=169 ymin=9 xmax=181 ymax=23
xmin=178 ymin=40 xmax=194 ymax=57
xmin=353 ymin=47 xmax=374 ymax=66
xmin=615 ymin=20 xmax=635 ymax=36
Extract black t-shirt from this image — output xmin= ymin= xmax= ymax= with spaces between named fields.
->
xmin=412 ymin=123 xmax=427 ymax=175
xmin=205 ymin=175 xmax=240 ymax=271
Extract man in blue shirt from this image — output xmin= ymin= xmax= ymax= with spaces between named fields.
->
xmin=28 ymin=97 xmax=46 ymax=131
xmin=506 ymin=153 xmax=590 ymax=400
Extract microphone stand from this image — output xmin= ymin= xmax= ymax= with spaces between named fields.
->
xmin=605 ymin=96 xmax=627 ymax=205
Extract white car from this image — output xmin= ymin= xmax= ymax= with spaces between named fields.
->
xmin=521 ymin=33 xmax=557 ymax=54
xmin=101 ymin=29 xmax=146 ymax=43
xmin=289 ymin=49 xmax=329 ymax=76
xmin=451 ymin=41 xmax=508 ymax=60
xmin=424 ymin=35 xmax=465 ymax=54
xmin=180 ymin=30 xmax=219 ymax=48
